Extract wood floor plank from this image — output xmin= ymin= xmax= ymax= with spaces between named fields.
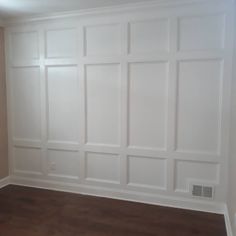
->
xmin=0 ymin=185 xmax=227 ymax=236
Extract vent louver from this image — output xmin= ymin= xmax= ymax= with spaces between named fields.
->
xmin=191 ymin=184 xmax=214 ymax=199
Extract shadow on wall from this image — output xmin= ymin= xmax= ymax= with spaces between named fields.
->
xmin=0 ymin=27 xmax=8 ymax=179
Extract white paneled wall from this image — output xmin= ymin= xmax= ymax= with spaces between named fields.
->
xmin=5 ymin=0 xmax=234 ymax=208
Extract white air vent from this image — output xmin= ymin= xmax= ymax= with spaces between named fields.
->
xmin=192 ymin=185 xmax=202 ymax=197
xmin=191 ymin=184 xmax=214 ymax=199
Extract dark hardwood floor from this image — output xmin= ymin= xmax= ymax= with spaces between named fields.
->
xmin=0 ymin=185 xmax=227 ymax=236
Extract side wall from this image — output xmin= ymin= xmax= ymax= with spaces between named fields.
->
xmin=228 ymin=3 xmax=236 ymax=235
xmin=5 ymin=0 xmax=234 ymax=212
xmin=0 ymin=27 xmax=8 ymax=179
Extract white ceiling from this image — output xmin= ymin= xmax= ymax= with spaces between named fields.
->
xmin=0 ymin=0 xmax=155 ymax=19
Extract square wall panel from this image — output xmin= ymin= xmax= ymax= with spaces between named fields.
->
xmin=85 ymin=24 xmax=121 ymax=56
xmin=86 ymin=64 xmax=121 ymax=146
xmin=14 ymin=147 xmax=42 ymax=174
xmin=178 ymin=14 xmax=225 ymax=51
xmin=46 ymin=28 xmax=78 ymax=58
xmin=128 ymin=156 xmax=166 ymax=189
xmin=48 ymin=150 xmax=79 ymax=178
xmin=128 ymin=62 xmax=168 ymax=150
xmin=47 ymin=66 xmax=79 ymax=142
xmin=12 ymin=67 xmax=41 ymax=140
xmin=85 ymin=152 xmax=120 ymax=183
xmin=129 ymin=19 xmax=169 ymax=54
xmin=175 ymin=160 xmax=219 ymax=192
xmin=11 ymin=31 xmax=39 ymax=62
xmin=176 ymin=60 xmax=222 ymax=154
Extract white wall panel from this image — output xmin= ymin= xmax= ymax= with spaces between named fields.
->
xmin=47 ymin=66 xmax=79 ymax=143
xmin=178 ymin=14 xmax=225 ymax=51
xmin=129 ymin=19 xmax=169 ymax=54
xmin=6 ymin=0 xmax=233 ymax=207
xmin=176 ymin=60 xmax=222 ymax=154
xmin=47 ymin=150 xmax=79 ymax=178
xmin=14 ymin=147 xmax=42 ymax=174
xmin=85 ymin=152 xmax=120 ymax=183
xmin=12 ymin=67 xmax=41 ymax=140
xmin=85 ymin=64 xmax=120 ymax=146
xmin=128 ymin=62 xmax=168 ymax=149
xmin=46 ymin=28 xmax=78 ymax=58
xmin=128 ymin=156 xmax=166 ymax=189
xmin=11 ymin=31 xmax=39 ymax=62
xmin=85 ymin=24 xmax=121 ymax=56
xmin=175 ymin=160 xmax=219 ymax=192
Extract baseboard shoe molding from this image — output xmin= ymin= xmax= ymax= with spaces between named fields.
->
xmin=0 ymin=176 xmax=10 ymax=188
xmin=224 ymin=204 xmax=234 ymax=236
xmin=10 ymin=175 xmax=225 ymax=214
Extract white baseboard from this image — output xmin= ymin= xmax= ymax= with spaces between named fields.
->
xmin=10 ymin=175 xmax=225 ymax=214
xmin=0 ymin=176 xmax=10 ymax=188
xmin=224 ymin=204 xmax=234 ymax=236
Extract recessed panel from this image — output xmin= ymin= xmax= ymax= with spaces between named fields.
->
xmin=85 ymin=152 xmax=120 ymax=183
xmin=128 ymin=156 xmax=166 ymax=189
xmin=176 ymin=60 xmax=222 ymax=154
xmin=129 ymin=19 xmax=169 ymax=54
xmin=14 ymin=147 xmax=41 ymax=174
xmin=48 ymin=150 xmax=79 ymax=178
xmin=175 ymin=160 xmax=219 ymax=191
xmin=128 ymin=62 xmax=168 ymax=149
xmin=11 ymin=31 xmax=39 ymax=61
xmin=12 ymin=67 xmax=41 ymax=140
xmin=46 ymin=28 xmax=78 ymax=58
xmin=47 ymin=66 xmax=79 ymax=142
xmin=86 ymin=64 xmax=120 ymax=145
xmin=178 ymin=14 xmax=225 ymax=51
xmin=85 ymin=24 xmax=121 ymax=56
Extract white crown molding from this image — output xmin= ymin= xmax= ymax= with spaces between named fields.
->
xmin=4 ymin=0 xmax=233 ymax=26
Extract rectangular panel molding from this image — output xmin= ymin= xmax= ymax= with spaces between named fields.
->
xmin=46 ymin=66 xmax=79 ymax=143
xmin=85 ymin=152 xmax=120 ymax=184
xmin=85 ymin=63 xmax=121 ymax=146
xmin=175 ymin=59 xmax=223 ymax=155
xmin=5 ymin=0 xmax=233 ymax=206
xmin=11 ymin=67 xmax=41 ymax=141
xmin=128 ymin=61 xmax=168 ymax=150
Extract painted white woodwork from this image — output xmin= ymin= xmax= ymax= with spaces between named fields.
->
xmin=11 ymin=67 xmax=41 ymax=141
xmin=47 ymin=150 xmax=79 ymax=179
xmin=11 ymin=31 xmax=39 ymax=62
xmin=46 ymin=28 xmax=78 ymax=59
xmin=46 ymin=66 xmax=79 ymax=143
xmin=129 ymin=19 xmax=169 ymax=54
xmin=128 ymin=156 xmax=166 ymax=189
xmin=85 ymin=152 xmax=120 ymax=183
xmin=128 ymin=62 xmax=168 ymax=150
xmin=85 ymin=24 xmax=122 ymax=56
xmin=0 ymin=0 xmax=157 ymax=19
xmin=14 ymin=147 xmax=42 ymax=174
xmin=85 ymin=64 xmax=121 ymax=146
xmin=176 ymin=60 xmax=222 ymax=154
xmin=5 ymin=0 xmax=234 ymax=209
xmin=178 ymin=14 xmax=225 ymax=51
xmin=175 ymin=160 xmax=219 ymax=192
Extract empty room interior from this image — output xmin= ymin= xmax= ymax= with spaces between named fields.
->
xmin=0 ymin=0 xmax=236 ymax=235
